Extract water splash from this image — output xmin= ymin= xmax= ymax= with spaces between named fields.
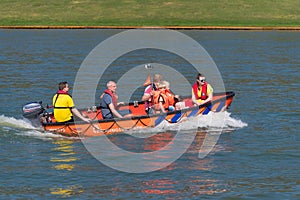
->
xmin=198 ymin=111 xmax=248 ymax=131
xmin=223 ymin=112 xmax=248 ymax=129
xmin=0 ymin=114 xmax=37 ymax=129
xmin=126 ymin=111 xmax=247 ymax=136
xmin=0 ymin=114 xmax=68 ymax=140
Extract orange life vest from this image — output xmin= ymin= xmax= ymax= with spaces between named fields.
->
xmin=165 ymin=89 xmax=175 ymax=106
xmin=153 ymin=90 xmax=169 ymax=110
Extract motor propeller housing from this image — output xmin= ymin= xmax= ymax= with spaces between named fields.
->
xmin=22 ymin=102 xmax=44 ymax=119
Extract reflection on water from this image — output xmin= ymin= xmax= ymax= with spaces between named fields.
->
xmin=50 ymin=140 xmax=78 ymax=171
xmin=80 ymin=130 xmax=228 ymax=196
xmin=142 ymin=179 xmax=178 ymax=195
xmin=50 ymin=185 xmax=84 ymax=198
xmin=143 ymin=132 xmax=175 ymax=152
xmin=49 ymin=140 xmax=83 ymax=197
xmin=140 ymin=131 xmax=227 ymax=196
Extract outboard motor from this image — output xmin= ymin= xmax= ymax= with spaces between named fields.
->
xmin=22 ymin=102 xmax=44 ymax=118
xmin=22 ymin=102 xmax=45 ymax=127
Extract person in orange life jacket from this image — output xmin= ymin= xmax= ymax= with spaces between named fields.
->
xmin=191 ymin=73 xmax=213 ymax=106
xmin=53 ymin=81 xmax=90 ymax=123
xmin=100 ymin=81 xmax=131 ymax=119
xmin=153 ymin=81 xmax=179 ymax=113
xmin=153 ymin=82 xmax=169 ymax=113
xmin=162 ymin=80 xmax=187 ymax=111
xmin=162 ymin=81 xmax=178 ymax=111
xmin=142 ymin=74 xmax=163 ymax=114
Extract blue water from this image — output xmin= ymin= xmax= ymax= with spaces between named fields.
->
xmin=0 ymin=29 xmax=299 ymax=199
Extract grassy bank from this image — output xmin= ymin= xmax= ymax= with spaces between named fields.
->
xmin=1 ymin=0 xmax=300 ymax=27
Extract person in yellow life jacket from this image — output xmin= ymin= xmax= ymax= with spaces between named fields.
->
xmin=153 ymin=82 xmax=170 ymax=113
xmin=192 ymin=73 xmax=213 ymax=106
xmin=53 ymin=82 xmax=90 ymax=123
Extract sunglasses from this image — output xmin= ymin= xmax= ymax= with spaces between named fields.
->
xmin=199 ymin=78 xmax=206 ymax=83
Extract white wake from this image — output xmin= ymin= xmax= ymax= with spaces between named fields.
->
xmin=0 ymin=115 xmax=67 ymax=140
xmin=124 ymin=111 xmax=247 ymax=137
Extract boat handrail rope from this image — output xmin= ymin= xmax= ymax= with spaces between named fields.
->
xmin=114 ymin=117 xmax=142 ymax=131
xmin=137 ymin=118 xmax=155 ymax=127
xmin=52 ymin=124 xmax=69 ymax=133
xmin=78 ymin=117 xmax=155 ymax=135
xmin=66 ymin=124 xmax=80 ymax=136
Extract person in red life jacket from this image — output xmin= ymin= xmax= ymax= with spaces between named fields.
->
xmin=141 ymin=74 xmax=163 ymax=114
xmin=53 ymin=81 xmax=90 ymax=123
xmin=100 ymin=81 xmax=131 ymax=119
xmin=192 ymin=73 xmax=213 ymax=105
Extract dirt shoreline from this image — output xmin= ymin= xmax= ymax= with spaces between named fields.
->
xmin=1 ymin=25 xmax=300 ymax=30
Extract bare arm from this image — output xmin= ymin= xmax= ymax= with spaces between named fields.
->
xmin=108 ymin=103 xmax=123 ymax=118
xmin=198 ymin=93 xmax=213 ymax=105
xmin=159 ymin=102 xmax=166 ymax=113
xmin=142 ymin=87 xmax=153 ymax=101
xmin=142 ymin=94 xmax=150 ymax=101
xmin=192 ymin=89 xmax=213 ymax=106
xmin=71 ymin=108 xmax=90 ymax=122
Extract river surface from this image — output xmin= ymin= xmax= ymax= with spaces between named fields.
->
xmin=0 ymin=29 xmax=299 ymax=199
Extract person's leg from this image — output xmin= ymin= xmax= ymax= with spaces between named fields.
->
xmin=117 ymin=109 xmax=132 ymax=118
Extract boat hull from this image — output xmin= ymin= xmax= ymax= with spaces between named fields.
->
xmin=42 ymin=92 xmax=235 ymax=137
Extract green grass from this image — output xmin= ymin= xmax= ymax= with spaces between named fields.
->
xmin=1 ymin=0 xmax=300 ymax=27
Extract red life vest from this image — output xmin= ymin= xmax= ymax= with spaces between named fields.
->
xmin=53 ymin=90 xmax=72 ymax=109
xmin=192 ymin=82 xmax=208 ymax=100
xmin=104 ymin=89 xmax=118 ymax=108
xmin=56 ymin=90 xmax=71 ymax=96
